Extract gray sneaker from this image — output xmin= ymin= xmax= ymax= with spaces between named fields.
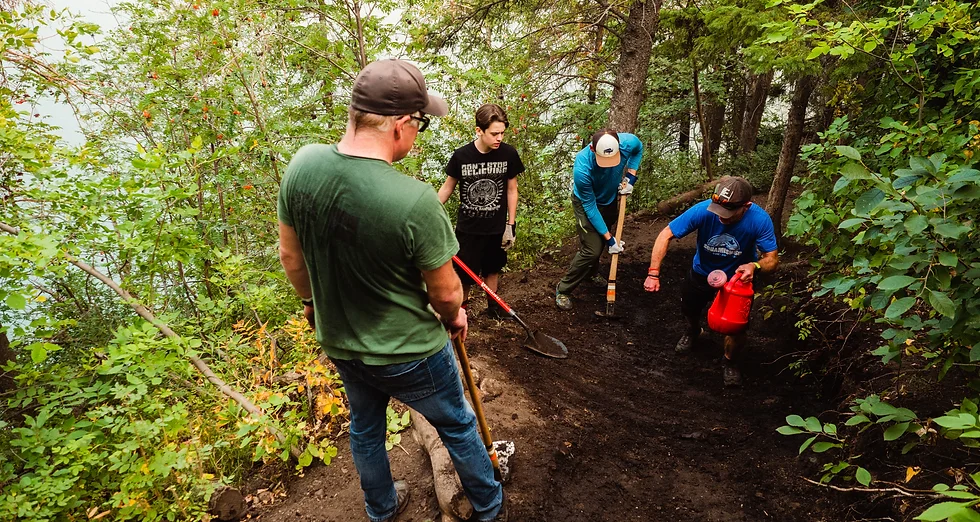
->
xmin=555 ymin=292 xmax=573 ymax=311
xmin=380 ymin=480 xmax=410 ymax=521
xmin=674 ymin=328 xmax=703 ymax=354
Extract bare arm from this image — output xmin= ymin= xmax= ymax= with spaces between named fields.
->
xmin=506 ymin=177 xmax=518 ymax=225
xmin=279 ymin=222 xmax=315 ymax=328
xmin=422 ymin=259 xmax=467 ymax=340
xmin=643 ymin=226 xmax=675 ymax=292
xmin=735 ymin=249 xmax=779 ymax=283
xmin=437 ymin=177 xmax=458 ymax=205
xmin=279 ymin=222 xmax=311 ymax=299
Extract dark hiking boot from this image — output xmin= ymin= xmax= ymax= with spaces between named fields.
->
xmin=723 ymin=359 xmax=743 ymax=387
xmin=675 ymin=328 xmax=703 ymax=354
xmin=555 ymin=290 xmax=572 ymax=311
xmin=380 ymin=480 xmax=410 ymax=521
xmin=590 ymin=274 xmax=607 ymax=288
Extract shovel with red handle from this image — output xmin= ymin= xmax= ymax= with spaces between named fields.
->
xmin=453 ymin=255 xmax=569 ymax=359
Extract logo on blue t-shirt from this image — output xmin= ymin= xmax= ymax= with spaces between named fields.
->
xmin=703 ymin=233 xmax=742 ymax=257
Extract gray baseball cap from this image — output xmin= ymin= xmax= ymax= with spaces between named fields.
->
xmin=350 ymin=59 xmax=448 ymax=117
xmin=707 ymin=177 xmax=753 ymax=218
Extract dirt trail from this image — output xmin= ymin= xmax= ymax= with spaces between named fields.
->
xmin=252 ymin=205 xmax=841 ymax=522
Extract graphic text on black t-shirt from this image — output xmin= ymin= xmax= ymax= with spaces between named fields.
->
xmin=461 ymin=162 xmax=508 ymax=217
xmin=445 ymin=142 xmax=525 ymax=235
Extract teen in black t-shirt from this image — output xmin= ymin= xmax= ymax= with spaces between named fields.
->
xmin=438 ymin=104 xmax=525 ymax=318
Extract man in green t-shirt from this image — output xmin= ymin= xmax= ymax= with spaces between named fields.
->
xmin=278 ymin=60 xmax=506 ymax=522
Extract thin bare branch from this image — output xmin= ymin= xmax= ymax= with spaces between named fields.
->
xmin=0 ymin=220 xmax=302 ymax=459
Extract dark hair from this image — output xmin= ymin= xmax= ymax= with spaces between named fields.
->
xmin=591 ymin=129 xmax=619 ymax=149
xmin=475 ymin=104 xmax=509 ymax=131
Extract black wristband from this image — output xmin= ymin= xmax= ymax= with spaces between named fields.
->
xmin=646 ymin=275 xmax=659 ymax=279
xmin=301 ymin=298 xmax=314 ymax=307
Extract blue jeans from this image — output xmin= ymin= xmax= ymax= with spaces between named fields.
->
xmin=331 ymin=341 xmax=504 ymax=522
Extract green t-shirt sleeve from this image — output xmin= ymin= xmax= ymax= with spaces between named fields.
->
xmin=277 ymin=166 xmax=294 ymax=227
xmin=407 ymin=188 xmax=459 ymax=271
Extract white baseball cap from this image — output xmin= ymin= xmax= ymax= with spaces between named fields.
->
xmin=592 ymin=131 xmax=621 ymax=168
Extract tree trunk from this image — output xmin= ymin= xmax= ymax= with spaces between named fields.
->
xmin=678 ymin=110 xmax=690 ymax=150
xmin=606 ymin=0 xmax=663 ymax=133
xmin=739 ymin=70 xmax=774 ymax=155
xmin=728 ymin=72 xmax=747 ymax=157
xmin=692 ymin=63 xmax=713 ymax=178
xmin=700 ymin=68 xmax=726 ymax=168
xmin=705 ymin=89 xmax=726 ymax=158
xmin=767 ymin=75 xmax=817 ymax=238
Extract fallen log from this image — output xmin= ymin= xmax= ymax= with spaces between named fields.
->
xmin=655 ymin=176 xmax=733 ymax=216
xmin=209 ymin=486 xmax=246 ymax=521
xmin=410 ymin=408 xmax=473 ymax=522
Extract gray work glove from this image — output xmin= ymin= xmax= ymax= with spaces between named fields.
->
xmin=607 ymin=237 xmax=625 ymax=254
xmin=501 ymin=223 xmax=516 ymax=251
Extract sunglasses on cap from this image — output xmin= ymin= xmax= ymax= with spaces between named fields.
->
xmin=711 ymin=192 xmax=747 ymax=210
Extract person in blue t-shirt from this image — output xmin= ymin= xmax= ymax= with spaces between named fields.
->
xmin=555 ymin=130 xmax=643 ymax=311
xmin=643 ymin=177 xmax=779 ymax=386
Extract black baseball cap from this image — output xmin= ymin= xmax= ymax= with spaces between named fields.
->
xmin=707 ymin=177 xmax=753 ymax=218
xmin=350 ymin=59 xmax=448 ymax=117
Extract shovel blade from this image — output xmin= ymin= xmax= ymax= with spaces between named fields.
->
xmin=522 ymin=330 xmax=568 ymax=358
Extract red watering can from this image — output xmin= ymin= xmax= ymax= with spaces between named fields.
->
xmin=707 ymin=271 xmax=754 ymax=335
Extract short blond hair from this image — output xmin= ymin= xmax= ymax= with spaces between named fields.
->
xmin=349 ymin=108 xmax=407 ymax=132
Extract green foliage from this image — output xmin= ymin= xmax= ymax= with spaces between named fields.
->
xmin=777 ymin=8 xmax=980 ymax=515
xmin=8 ymin=0 xmax=978 ymax=520
xmin=917 ymin=482 xmax=980 ymax=522
xmin=385 ymin=406 xmax=412 ymax=452
xmin=1 ymin=325 xmax=223 ymax=521
xmin=794 ymin=313 xmax=815 ymax=341
xmin=777 ymin=414 xmax=874 ymax=486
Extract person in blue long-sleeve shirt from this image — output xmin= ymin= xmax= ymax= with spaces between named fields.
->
xmin=555 ymin=130 xmax=643 ymax=310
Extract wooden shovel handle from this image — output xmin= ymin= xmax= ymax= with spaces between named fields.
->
xmin=607 ymin=195 xmax=628 ymax=301
xmin=452 ymin=337 xmax=503 ymax=481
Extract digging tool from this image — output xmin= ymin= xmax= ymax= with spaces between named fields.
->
xmin=452 ymin=336 xmax=513 ymax=482
xmin=596 ymin=194 xmax=628 ymax=319
xmin=452 ymin=255 xmax=568 ymax=359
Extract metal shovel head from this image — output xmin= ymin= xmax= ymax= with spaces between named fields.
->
xmin=523 ymin=330 xmax=568 ymax=358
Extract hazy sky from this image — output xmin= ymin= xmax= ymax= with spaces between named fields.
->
xmin=55 ymin=0 xmax=120 ymax=30
xmin=34 ymin=0 xmax=121 ymax=144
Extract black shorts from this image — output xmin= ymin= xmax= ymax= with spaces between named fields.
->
xmin=454 ymin=230 xmax=507 ymax=285
xmin=681 ymin=269 xmax=720 ymax=320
